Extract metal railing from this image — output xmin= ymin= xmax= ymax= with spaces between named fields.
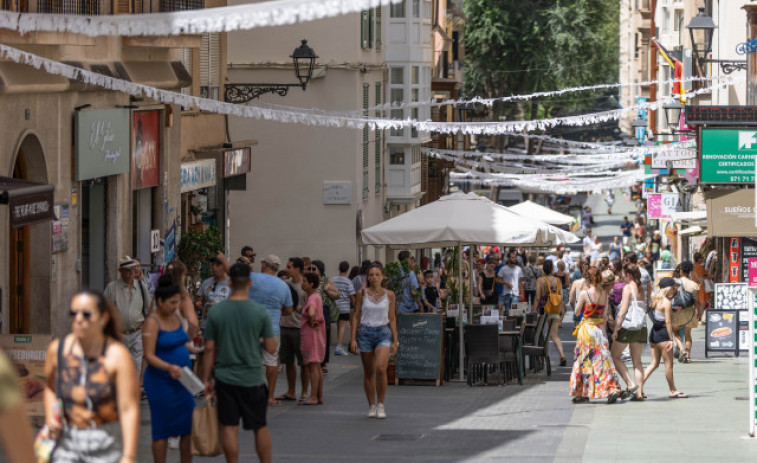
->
xmin=159 ymin=0 xmax=203 ymax=11
xmin=37 ymin=0 xmax=100 ymax=14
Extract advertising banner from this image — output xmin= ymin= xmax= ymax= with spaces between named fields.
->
xmin=700 ymin=128 xmax=757 ymax=184
xmin=132 ymin=111 xmax=160 ymax=189
xmin=0 ymin=335 xmax=52 ymax=416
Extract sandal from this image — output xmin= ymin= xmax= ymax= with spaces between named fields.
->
xmin=669 ymin=392 xmax=688 ymax=399
xmin=620 ymin=385 xmax=639 ymax=400
xmin=607 ymin=391 xmax=619 ymax=404
xmin=275 ymin=394 xmax=297 ymax=401
xmin=630 ymin=395 xmax=646 ymax=401
xmin=679 ymin=351 xmax=687 ymax=363
xmin=572 ymin=397 xmax=589 ymax=404
xmin=559 ymin=358 xmax=567 ymax=367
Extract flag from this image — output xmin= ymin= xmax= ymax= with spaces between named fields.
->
xmin=651 ymin=37 xmax=684 ymax=99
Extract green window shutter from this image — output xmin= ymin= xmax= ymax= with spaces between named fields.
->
xmin=375 ymin=7 xmax=382 ymax=51
xmin=375 ymin=82 xmax=382 ymax=192
xmin=361 ymin=10 xmax=369 ymax=49
xmin=363 ymin=83 xmax=370 ymax=198
xmin=368 ymin=8 xmax=374 ymax=49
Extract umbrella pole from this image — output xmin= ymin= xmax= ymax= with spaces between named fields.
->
xmin=469 ymin=246 xmax=474 ymax=325
xmin=458 ymin=243 xmax=464 ymax=381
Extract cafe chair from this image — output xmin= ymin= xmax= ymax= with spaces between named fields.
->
xmin=498 ymin=321 xmax=525 ymax=384
xmin=522 ymin=316 xmax=554 ymax=376
xmin=464 ymin=324 xmax=502 ymax=386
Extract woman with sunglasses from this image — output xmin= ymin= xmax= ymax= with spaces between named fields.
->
xmin=43 ymin=290 xmax=139 ymax=463
xmin=143 ymin=275 xmax=196 ymax=463
xmin=350 ymin=264 xmax=398 ymax=419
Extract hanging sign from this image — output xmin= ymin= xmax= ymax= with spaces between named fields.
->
xmin=132 ymin=111 xmax=160 ymax=189
xmin=180 ymin=159 xmax=216 ymax=193
xmin=74 ymin=109 xmax=130 ymax=181
xmin=651 ymin=148 xmax=697 ymax=169
xmin=700 ymin=128 xmax=757 ymax=184
xmin=150 ymin=229 xmax=160 ymax=254
xmin=223 ymin=147 xmax=251 ymax=178
xmin=646 ymin=193 xmax=682 ymax=220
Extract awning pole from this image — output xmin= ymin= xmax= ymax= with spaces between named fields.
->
xmin=458 ymin=243 xmax=464 ymax=381
xmin=469 ymin=245 xmax=474 ymax=325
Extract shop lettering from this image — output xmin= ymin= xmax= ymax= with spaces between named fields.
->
xmin=725 ymin=206 xmax=752 ymax=214
xmin=6 ymin=350 xmax=46 ymax=360
xmin=90 ymin=120 xmax=121 ymax=164
xmin=180 ymin=161 xmax=217 ymax=193
xmin=12 ymin=200 xmax=49 ymax=219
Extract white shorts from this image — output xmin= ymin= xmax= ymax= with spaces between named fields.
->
xmin=262 ymin=336 xmax=280 ymax=367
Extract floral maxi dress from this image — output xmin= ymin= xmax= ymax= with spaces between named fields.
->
xmin=569 ymin=301 xmax=622 ymax=399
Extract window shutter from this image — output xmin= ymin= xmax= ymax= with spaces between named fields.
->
xmin=375 ymin=82 xmax=382 ymax=192
xmin=375 ymin=7 xmax=382 ymax=51
xmin=200 ymin=33 xmax=221 ymax=99
xmin=368 ymin=8 xmax=374 ymax=49
xmin=200 ymin=34 xmax=210 ymax=87
xmin=113 ymin=0 xmax=131 ymax=14
xmin=363 ymin=83 xmax=370 ymax=198
xmin=360 ymin=10 xmax=369 ymax=49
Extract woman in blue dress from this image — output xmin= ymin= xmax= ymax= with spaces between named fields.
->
xmin=142 ymin=274 xmax=196 ymax=463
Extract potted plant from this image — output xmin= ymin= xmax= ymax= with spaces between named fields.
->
xmin=444 ymin=247 xmax=469 ymax=311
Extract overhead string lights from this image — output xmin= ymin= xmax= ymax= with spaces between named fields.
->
xmin=0 ymin=44 xmax=743 ymax=136
xmin=0 ymin=0 xmax=403 ymax=37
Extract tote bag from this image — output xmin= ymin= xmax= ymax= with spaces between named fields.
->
xmin=191 ymin=398 xmax=223 ymax=456
xmin=621 ymin=286 xmax=647 ymax=331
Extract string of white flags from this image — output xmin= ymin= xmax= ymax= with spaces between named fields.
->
xmin=0 ymin=43 xmax=742 ymax=136
xmin=0 ymin=0 xmax=402 ymax=37
xmin=428 ymin=151 xmax=634 ymax=175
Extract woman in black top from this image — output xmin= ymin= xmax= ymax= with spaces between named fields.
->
xmin=478 ymin=262 xmax=498 ymax=305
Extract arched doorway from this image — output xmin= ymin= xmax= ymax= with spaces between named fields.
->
xmin=9 ymin=134 xmax=50 ymax=334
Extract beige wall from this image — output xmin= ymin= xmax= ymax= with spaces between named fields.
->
xmin=226 ymin=3 xmax=388 ymax=272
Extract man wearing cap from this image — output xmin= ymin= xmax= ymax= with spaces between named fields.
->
xmin=249 ymin=255 xmax=294 ymax=406
xmin=104 ymin=256 xmax=149 ymax=375
xmin=196 ymin=256 xmax=230 ymax=331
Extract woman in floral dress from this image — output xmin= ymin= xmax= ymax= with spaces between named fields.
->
xmin=570 ymin=268 xmax=622 ymax=404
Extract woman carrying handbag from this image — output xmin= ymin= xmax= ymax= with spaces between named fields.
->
xmin=610 ymin=264 xmax=647 ymax=401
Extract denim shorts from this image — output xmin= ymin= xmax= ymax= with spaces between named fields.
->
xmin=356 ymin=325 xmax=392 ymax=352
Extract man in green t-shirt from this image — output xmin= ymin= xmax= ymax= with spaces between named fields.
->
xmin=203 ymin=263 xmax=276 ymax=463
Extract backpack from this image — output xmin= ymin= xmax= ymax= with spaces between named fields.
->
xmin=543 ymin=277 xmax=562 ymax=315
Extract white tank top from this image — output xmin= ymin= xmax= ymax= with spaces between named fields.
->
xmin=360 ymin=290 xmax=390 ymax=327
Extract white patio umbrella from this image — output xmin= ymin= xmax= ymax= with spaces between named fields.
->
xmin=361 ymin=192 xmax=579 ymax=381
xmin=509 ymin=200 xmax=575 ymax=226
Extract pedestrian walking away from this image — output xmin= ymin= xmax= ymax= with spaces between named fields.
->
xmin=611 ymin=264 xmax=647 ymax=401
xmin=333 ymin=261 xmax=357 ymax=355
xmin=202 ymin=263 xmax=276 ymax=463
xmin=570 ymin=268 xmax=622 ymax=404
xmin=644 ymin=278 xmax=688 ymax=399
xmin=44 ymin=290 xmax=140 ymax=463
xmin=142 ymin=275 xmax=196 ymax=463
xmin=350 ymin=264 xmax=398 ymax=419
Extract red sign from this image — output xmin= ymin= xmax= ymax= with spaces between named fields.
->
xmin=730 ymin=237 xmax=740 ymax=283
xmin=132 ymin=111 xmax=160 ymax=189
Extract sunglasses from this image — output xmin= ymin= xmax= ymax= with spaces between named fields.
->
xmin=308 ymin=266 xmax=317 ymax=271
xmin=69 ymin=310 xmax=95 ymax=320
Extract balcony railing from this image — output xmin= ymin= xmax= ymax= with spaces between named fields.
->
xmin=159 ymin=0 xmax=203 ymax=11
xmin=38 ymin=0 xmax=100 ymax=14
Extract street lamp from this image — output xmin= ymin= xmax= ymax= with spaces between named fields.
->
xmin=225 ymin=39 xmax=319 ymax=103
xmin=662 ymin=100 xmax=683 ymax=130
xmin=686 ymin=7 xmax=716 ymax=68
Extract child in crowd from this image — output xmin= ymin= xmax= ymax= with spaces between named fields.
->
xmin=422 ymin=270 xmax=440 ymax=313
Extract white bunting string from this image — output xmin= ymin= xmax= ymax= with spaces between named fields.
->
xmin=450 ymin=168 xmax=651 ymax=194
xmin=355 ymin=75 xmax=723 ymax=114
xmin=0 ymin=0 xmax=402 ymax=37
xmin=429 ymin=151 xmax=633 ymax=174
xmin=0 ymin=44 xmax=741 ymax=136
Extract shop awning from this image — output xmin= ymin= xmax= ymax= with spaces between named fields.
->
xmin=0 ymin=177 xmax=55 ymax=228
xmin=680 ymin=225 xmax=706 ymax=237
xmin=668 ymin=210 xmax=707 ymax=223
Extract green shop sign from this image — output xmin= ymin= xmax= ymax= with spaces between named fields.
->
xmin=700 ymin=128 xmax=757 ymax=184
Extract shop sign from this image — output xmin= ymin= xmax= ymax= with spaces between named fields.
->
xmin=223 ymin=148 xmax=251 ymax=178
xmin=700 ymin=128 xmax=757 ymax=184
xmin=132 ymin=111 xmax=160 ymax=189
xmin=706 ymin=188 xmax=757 ymax=237
xmin=748 ymin=258 xmax=757 ymax=287
xmin=0 ymin=334 xmax=53 ymax=416
xmin=1 ymin=178 xmax=55 ymax=229
xmin=74 ymin=109 xmax=130 ymax=181
xmin=180 ymin=159 xmax=216 ymax=193
xmin=743 ymin=239 xmax=757 ymax=285
xmin=323 ymin=181 xmax=352 ymax=205
xmin=646 ymin=193 xmax=682 ymax=220
xmin=685 ymin=105 xmax=757 ymax=126
xmin=651 ymin=148 xmax=697 ymax=169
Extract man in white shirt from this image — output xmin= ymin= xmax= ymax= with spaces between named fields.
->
xmin=582 ymin=229 xmax=593 ymax=257
xmin=496 ymin=250 xmax=524 ymax=311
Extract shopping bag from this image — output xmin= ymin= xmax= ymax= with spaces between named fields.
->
xmin=191 ymin=398 xmax=223 ymax=456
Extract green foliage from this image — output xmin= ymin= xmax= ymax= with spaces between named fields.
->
xmin=383 ymin=260 xmax=420 ymax=304
xmin=443 ymin=247 xmax=469 ymax=308
xmin=463 ymin=0 xmax=620 ymax=121
xmin=176 ymin=226 xmax=224 ymax=285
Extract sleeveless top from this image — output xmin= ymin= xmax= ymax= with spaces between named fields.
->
xmin=360 ymin=289 xmax=390 ymax=327
xmin=59 ymin=338 xmax=118 ymax=428
xmin=582 ymin=291 xmax=606 ymax=319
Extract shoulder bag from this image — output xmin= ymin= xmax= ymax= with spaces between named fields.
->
xmin=672 ymin=282 xmax=696 ymax=310
xmin=34 ymin=337 xmax=65 ymax=462
xmin=621 ymin=286 xmax=647 ymax=331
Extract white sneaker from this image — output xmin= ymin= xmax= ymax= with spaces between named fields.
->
xmin=376 ymin=403 xmax=386 ymax=419
xmin=168 ymin=437 xmax=179 ymax=449
xmin=368 ymin=405 xmax=377 ymax=418
xmin=335 ymin=346 xmax=346 ymax=356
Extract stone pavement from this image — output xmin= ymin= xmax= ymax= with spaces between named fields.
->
xmin=131 ymin=318 xmax=756 ymax=463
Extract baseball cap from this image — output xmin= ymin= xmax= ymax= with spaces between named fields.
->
xmin=659 ymin=277 xmax=680 ymax=289
xmin=118 ymin=256 xmax=139 ymax=270
xmin=262 ymin=255 xmax=281 ymax=271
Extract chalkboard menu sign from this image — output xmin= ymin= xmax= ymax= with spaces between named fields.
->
xmin=705 ymin=310 xmax=739 ymax=357
xmin=396 ymin=313 xmax=443 ymax=384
